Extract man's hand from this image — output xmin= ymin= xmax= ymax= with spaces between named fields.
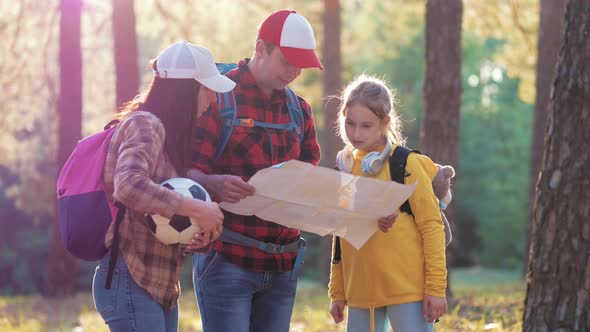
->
xmin=186 ymin=169 xmax=255 ymax=203
xmin=423 ymin=294 xmax=447 ymax=323
xmin=377 ymin=212 xmax=398 ymax=232
xmin=329 ymin=300 xmax=346 ymax=324
xmin=209 ymin=174 xmax=255 ymax=203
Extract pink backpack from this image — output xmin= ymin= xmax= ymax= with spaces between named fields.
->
xmin=56 ymin=126 xmax=124 ymax=262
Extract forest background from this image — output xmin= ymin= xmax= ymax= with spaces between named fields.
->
xmin=1 ymin=0 xmax=576 ymax=330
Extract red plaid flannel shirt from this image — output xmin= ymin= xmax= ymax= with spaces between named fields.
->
xmin=191 ymin=59 xmax=320 ymax=272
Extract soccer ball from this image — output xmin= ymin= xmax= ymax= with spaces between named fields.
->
xmin=146 ymin=177 xmax=212 ymax=246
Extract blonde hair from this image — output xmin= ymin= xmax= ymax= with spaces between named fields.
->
xmin=337 ymin=74 xmax=406 ymax=146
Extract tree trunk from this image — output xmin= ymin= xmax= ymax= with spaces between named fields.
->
xmin=43 ymin=0 xmax=82 ymax=297
xmin=113 ymin=0 xmax=139 ymax=108
xmin=524 ymin=0 xmax=566 ymax=274
xmin=320 ymin=0 xmax=342 ymax=286
xmin=523 ymin=1 xmax=590 ymax=330
xmin=421 ymin=0 xmax=462 ymax=298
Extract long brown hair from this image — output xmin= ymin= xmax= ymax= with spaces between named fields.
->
xmin=109 ymin=61 xmax=201 ymax=176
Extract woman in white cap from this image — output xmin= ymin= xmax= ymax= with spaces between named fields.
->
xmin=92 ymin=41 xmax=235 ymax=332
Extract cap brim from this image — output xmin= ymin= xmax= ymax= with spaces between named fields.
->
xmin=280 ymin=46 xmax=323 ymax=70
xmin=196 ymin=74 xmax=236 ymax=93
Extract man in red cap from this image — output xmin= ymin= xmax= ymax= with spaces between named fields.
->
xmin=188 ymin=9 xmax=322 ymax=332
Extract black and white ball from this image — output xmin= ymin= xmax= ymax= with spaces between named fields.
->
xmin=146 ymin=177 xmax=211 ymax=246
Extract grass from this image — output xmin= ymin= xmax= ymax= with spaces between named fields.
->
xmin=0 ymin=267 xmax=525 ymax=332
xmin=444 ymin=268 xmax=524 ymax=331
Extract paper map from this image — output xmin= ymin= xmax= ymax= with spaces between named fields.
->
xmin=220 ymin=160 xmax=416 ymax=249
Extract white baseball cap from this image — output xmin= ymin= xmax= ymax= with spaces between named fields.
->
xmin=258 ymin=10 xmax=323 ymax=70
xmin=153 ymin=41 xmax=236 ymax=93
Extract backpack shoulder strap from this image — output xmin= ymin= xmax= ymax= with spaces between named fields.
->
xmin=105 ymin=203 xmax=125 ymax=289
xmin=284 ymin=87 xmax=304 ymax=143
xmin=389 ymin=146 xmax=421 ymax=216
xmin=213 ymin=62 xmax=238 ymax=160
xmin=216 ymin=62 xmax=238 ymax=75
xmin=214 ymin=90 xmax=238 ymax=160
xmin=332 ymin=236 xmax=342 ymax=264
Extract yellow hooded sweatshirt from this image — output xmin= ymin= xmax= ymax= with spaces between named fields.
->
xmin=328 ymin=144 xmax=447 ymax=331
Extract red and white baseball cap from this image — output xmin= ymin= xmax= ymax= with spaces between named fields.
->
xmin=258 ymin=10 xmax=323 ymax=70
xmin=153 ymin=41 xmax=235 ymax=93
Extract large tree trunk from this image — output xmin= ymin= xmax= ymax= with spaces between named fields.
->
xmin=113 ymin=0 xmax=139 ymax=108
xmin=524 ymin=0 xmax=566 ymax=273
xmin=421 ymin=0 xmax=462 ymax=297
xmin=320 ymin=0 xmax=342 ymax=286
xmin=523 ymin=0 xmax=590 ymax=330
xmin=43 ymin=0 xmax=82 ymax=297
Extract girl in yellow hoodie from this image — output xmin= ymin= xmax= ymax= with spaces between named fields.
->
xmin=328 ymin=75 xmax=447 ymax=332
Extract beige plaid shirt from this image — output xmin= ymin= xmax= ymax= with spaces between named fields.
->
xmin=103 ymin=111 xmax=184 ymax=310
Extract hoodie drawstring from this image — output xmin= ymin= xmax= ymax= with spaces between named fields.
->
xmin=370 ymin=305 xmax=375 ymax=332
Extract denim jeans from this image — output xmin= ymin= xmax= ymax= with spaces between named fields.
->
xmin=92 ymin=254 xmax=179 ymax=332
xmin=347 ymin=302 xmax=434 ymax=332
xmin=193 ymin=250 xmax=300 ymax=332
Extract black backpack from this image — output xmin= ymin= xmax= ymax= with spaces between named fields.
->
xmin=332 ymin=146 xmax=425 ymax=264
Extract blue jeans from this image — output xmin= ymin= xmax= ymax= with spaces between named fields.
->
xmin=347 ymin=302 xmax=434 ymax=332
xmin=92 ymin=254 xmax=179 ymax=332
xmin=193 ymin=250 xmax=300 ymax=332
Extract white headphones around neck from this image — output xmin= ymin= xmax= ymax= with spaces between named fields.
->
xmin=336 ymin=139 xmax=393 ymax=176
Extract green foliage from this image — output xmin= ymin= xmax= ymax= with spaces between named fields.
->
xmin=463 ymin=0 xmax=539 ymax=104
xmin=458 ymin=36 xmax=532 ymax=268
xmin=343 ymin=1 xmax=425 ymax=147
